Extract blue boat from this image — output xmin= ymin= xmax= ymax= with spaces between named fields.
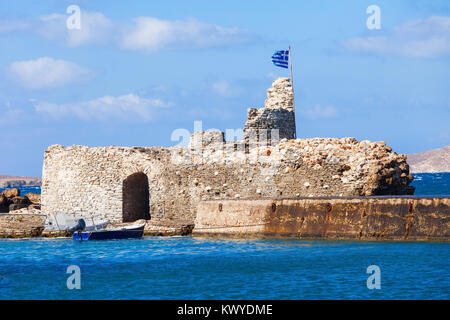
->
xmin=73 ymin=222 xmax=146 ymax=241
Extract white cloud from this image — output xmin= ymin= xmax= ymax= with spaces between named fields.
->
xmin=1 ymin=12 xmax=254 ymax=52
xmin=34 ymin=94 xmax=174 ymax=121
xmin=342 ymin=16 xmax=450 ymax=58
xmin=118 ymin=17 xmax=253 ymax=52
xmin=36 ymin=12 xmax=114 ymax=47
xmin=6 ymin=57 xmax=92 ymax=90
xmin=302 ymin=104 xmax=338 ymax=119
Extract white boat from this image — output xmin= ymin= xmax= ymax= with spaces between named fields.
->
xmin=44 ymin=213 xmax=109 ymax=231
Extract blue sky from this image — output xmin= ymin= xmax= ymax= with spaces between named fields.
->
xmin=1 ymin=0 xmax=449 ymax=176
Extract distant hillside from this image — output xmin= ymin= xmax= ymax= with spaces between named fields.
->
xmin=408 ymin=145 xmax=450 ymax=173
xmin=0 ymin=175 xmax=41 ymax=188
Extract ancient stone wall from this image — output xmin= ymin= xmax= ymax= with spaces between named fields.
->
xmin=41 ymin=77 xmax=414 ymax=224
xmin=41 ymin=137 xmax=414 ymax=224
xmin=243 ymin=77 xmax=296 ymax=141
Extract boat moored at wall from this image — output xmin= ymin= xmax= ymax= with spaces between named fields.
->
xmin=73 ymin=222 xmax=146 ymax=241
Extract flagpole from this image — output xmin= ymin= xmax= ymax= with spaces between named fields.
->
xmin=288 ymin=46 xmax=297 ymax=139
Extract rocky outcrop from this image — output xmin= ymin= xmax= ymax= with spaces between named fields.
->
xmin=11 ymin=196 xmax=30 ymax=205
xmin=0 ymin=189 xmax=20 ymax=213
xmin=1 ymin=188 xmax=20 ymax=198
xmin=0 ymin=208 xmax=45 ymax=238
xmin=274 ymin=138 xmax=414 ymax=196
xmin=0 ymin=189 xmax=40 ymax=213
xmin=9 ymin=196 xmax=30 ymax=212
xmin=0 ymin=195 xmax=7 ymax=213
xmin=25 ymin=193 xmax=41 ymax=205
xmin=408 ymin=145 xmax=450 ymax=173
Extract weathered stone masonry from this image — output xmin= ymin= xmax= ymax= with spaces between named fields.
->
xmin=243 ymin=77 xmax=296 ymax=142
xmin=41 ymin=77 xmax=414 ymax=224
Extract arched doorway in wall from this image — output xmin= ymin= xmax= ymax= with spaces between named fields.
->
xmin=122 ymin=172 xmax=150 ymax=222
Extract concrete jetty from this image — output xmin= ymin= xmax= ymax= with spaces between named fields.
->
xmin=194 ymin=196 xmax=450 ymax=241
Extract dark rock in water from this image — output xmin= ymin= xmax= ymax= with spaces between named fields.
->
xmin=1 ymin=188 xmax=20 ymax=198
xmin=25 ymin=193 xmax=40 ymax=205
xmin=11 ymin=196 xmax=30 ymax=205
xmin=0 ymin=195 xmax=11 ymax=213
xmin=0 ymin=189 xmax=38 ymax=213
xmin=0 ymin=195 xmax=8 ymax=213
xmin=9 ymin=204 xmax=29 ymax=211
xmin=406 ymin=186 xmax=415 ymax=195
xmin=0 ymin=195 xmax=7 ymax=206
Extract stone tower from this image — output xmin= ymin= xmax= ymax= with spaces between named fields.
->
xmin=243 ymin=77 xmax=296 ymax=144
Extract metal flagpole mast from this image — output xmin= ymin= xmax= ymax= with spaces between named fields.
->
xmin=289 ymin=46 xmax=297 ymax=139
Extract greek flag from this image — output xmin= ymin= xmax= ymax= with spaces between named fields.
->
xmin=272 ymin=50 xmax=289 ymax=69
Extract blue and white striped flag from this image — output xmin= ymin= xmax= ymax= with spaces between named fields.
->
xmin=271 ymin=50 xmax=289 ymax=69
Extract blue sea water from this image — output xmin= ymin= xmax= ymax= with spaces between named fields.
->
xmin=0 ymin=173 xmax=448 ymax=300
xmin=0 ymin=238 xmax=448 ymax=300
xmin=0 ymin=186 xmax=41 ymax=195
xmin=411 ymin=172 xmax=450 ymax=196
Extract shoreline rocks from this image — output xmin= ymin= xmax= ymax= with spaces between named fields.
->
xmin=0 ymin=209 xmax=45 ymax=238
xmin=25 ymin=192 xmax=41 ymax=205
xmin=0 ymin=188 xmax=41 ymax=213
xmin=1 ymin=217 xmax=195 ymax=239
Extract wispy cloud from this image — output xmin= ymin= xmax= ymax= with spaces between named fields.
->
xmin=302 ymin=104 xmax=338 ymax=119
xmin=6 ymin=57 xmax=92 ymax=90
xmin=1 ymin=12 xmax=256 ymax=52
xmin=119 ymin=17 xmax=255 ymax=52
xmin=34 ymin=94 xmax=174 ymax=121
xmin=342 ymin=16 xmax=450 ymax=58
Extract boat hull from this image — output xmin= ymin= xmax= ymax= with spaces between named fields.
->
xmin=73 ymin=224 xmax=145 ymax=241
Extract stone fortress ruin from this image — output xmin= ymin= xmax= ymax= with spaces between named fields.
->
xmin=41 ymin=77 xmax=417 ymax=229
